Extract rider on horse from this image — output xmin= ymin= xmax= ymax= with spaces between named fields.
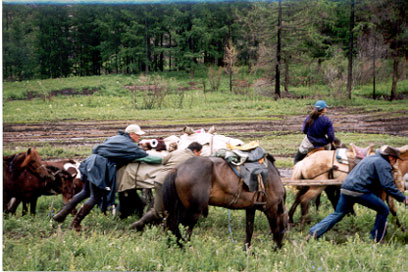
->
xmin=294 ymin=100 xmax=335 ymax=164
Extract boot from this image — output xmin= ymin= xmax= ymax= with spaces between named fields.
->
xmin=293 ymin=151 xmax=307 ymax=165
xmin=69 ymin=203 xmax=93 ymax=232
xmin=53 ymin=202 xmax=77 ymax=223
xmin=130 ymin=210 xmax=160 ymax=231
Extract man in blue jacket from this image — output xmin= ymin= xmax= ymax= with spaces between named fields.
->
xmin=53 ymin=124 xmax=159 ymax=231
xmin=307 ymin=145 xmax=408 ymax=242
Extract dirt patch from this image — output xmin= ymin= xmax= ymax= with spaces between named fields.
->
xmin=10 ymin=88 xmax=99 ymax=101
xmin=3 ymin=108 xmax=407 ymax=150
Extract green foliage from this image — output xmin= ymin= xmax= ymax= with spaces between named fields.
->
xmin=3 ymin=192 xmax=407 ymax=271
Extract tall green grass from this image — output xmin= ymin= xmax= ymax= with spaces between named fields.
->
xmin=3 ymin=192 xmax=407 ymax=271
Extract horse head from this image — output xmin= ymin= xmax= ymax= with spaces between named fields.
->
xmin=11 ymin=148 xmax=50 ymax=180
xmin=45 ymin=165 xmax=76 ymax=203
xmin=391 ymin=145 xmax=408 ymax=192
xmin=347 ymin=143 xmax=375 ymax=167
xmin=265 ymin=154 xmax=288 ymax=249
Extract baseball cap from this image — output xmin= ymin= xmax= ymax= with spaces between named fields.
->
xmin=125 ymin=124 xmax=145 ymax=135
xmin=314 ymin=100 xmax=328 ymax=111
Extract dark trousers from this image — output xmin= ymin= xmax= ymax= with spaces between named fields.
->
xmin=309 ymin=192 xmax=389 ymax=242
xmin=69 ymin=179 xmax=105 ymax=209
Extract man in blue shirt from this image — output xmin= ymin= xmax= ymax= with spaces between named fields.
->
xmin=307 ymin=145 xmax=408 ymax=242
xmin=294 ymin=100 xmax=335 ymax=164
xmin=53 ymin=124 xmax=156 ymax=231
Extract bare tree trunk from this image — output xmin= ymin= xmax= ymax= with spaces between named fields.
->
xmin=145 ymin=17 xmax=149 ymax=75
xmin=284 ymin=57 xmax=289 ymax=93
xmin=169 ymin=33 xmax=172 ymax=72
xmin=229 ymin=71 xmax=233 ymax=93
xmin=391 ymin=54 xmax=399 ymax=101
xmin=372 ymin=32 xmax=376 ymax=100
xmin=275 ymin=0 xmax=282 ymax=98
xmin=346 ymin=0 xmax=355 ymax=100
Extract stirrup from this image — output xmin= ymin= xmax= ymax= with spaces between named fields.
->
xmin=253 ymin=190 xmax=267 ymax=205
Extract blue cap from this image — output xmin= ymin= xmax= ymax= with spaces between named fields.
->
xmin=314 ymin=100 xmax=328 ymax=111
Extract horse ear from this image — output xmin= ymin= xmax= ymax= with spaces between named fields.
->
xmin=349 ymin=143 xmax=357 ymax=157
xmin=27 ymin=148 xmax=32 ymax=155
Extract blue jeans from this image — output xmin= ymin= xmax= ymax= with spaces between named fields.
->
xmin=309 ymin=192 xmax=389 ymax=242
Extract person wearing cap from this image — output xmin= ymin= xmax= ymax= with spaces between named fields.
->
xmin=53 ymin=124 xmax=158 ymax=231
xmin=294 ymin=100 xmax=335 ymax=164
xmin=307 ymin=145 xmax=408 ymax=243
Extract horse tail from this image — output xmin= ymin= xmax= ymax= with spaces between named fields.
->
xmin=162 ymin=169 xmax=185 ymax=242
xmin=291 ymin=160 xmax=304 ymax=180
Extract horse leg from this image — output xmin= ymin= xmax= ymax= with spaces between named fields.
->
xmin=143 ymin=189 xmax=154 ymax=211
xmin=314 ymin=194 xmax=321 ymax=212
xmin=245 ymin=208 xmax=256 ymax=250
xmin=29 ymin=198 xmax=38 ymax=215
xmin=22 ymin=200 xmax=28 ymax=216
xmin=299 ymin=186 xmax=325 ymax=229
xmin=387 ymin=196 xmax=406 ymax=232
xmin=324 ymin=186 xmax=340 ymax=210
xmin=6 ymin=197 xmax=21 ymax=214
xmin=288 ymin=186 xmax=309 ymax=225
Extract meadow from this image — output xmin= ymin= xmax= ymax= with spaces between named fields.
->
xmin=3 ymin=73 xmax=408 ymax=271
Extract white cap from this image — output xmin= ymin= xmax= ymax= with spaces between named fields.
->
xmin=125 ymin=124 xmax=145 ymax=135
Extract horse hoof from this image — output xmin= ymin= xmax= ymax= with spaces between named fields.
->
xmin=130 ymin=221 xmax=144 ymax=232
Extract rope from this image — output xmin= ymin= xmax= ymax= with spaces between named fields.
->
xmin=227 ymin=209 xmax=236 ymax=244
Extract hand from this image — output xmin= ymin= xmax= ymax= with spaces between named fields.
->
xmin=405 ymin=196 xmax=408 ymax=205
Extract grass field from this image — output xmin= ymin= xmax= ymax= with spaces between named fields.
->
xmin=3 ymin=73 xmax=408 ymax=271
xmin=3 ymin=193 xmax=408 ymax=271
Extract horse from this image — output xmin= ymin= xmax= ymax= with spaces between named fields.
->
xmin=288 ymin=144 xmax=374 ymax=227
xmin=288 ymin=145 xmax=408 ymax=231
xmin=162 ymin=154 xmax=288 ymax=249
xmin=45 ymin=159 xmax=84 ymax=195
xmin=379 ymin=145 xmax=408 ymax=231
xmin=3 ymin=148 xmax=75 ymax=215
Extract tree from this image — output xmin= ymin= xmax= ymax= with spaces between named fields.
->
xmin=35 ymin=6 xmax=72 ymax=78
xmin=275 ymin=0 xmax=282 ymax=98
xmin=224 ymin=38 xmax=237 ymax=93
xmin=370 ymin=0 xmax=408 ymax=100
xmin=346 ymin=0 xmax=355 ymax=99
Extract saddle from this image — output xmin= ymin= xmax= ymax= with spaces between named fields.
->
xmin=214 ymin=145 xmax=268 ymax=205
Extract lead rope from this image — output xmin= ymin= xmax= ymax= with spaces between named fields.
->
xmin=227 ymin=209 xmax=236 ymax=244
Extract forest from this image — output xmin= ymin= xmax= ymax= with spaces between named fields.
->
xmin=3 ymin=0 xmax=407 ymax=99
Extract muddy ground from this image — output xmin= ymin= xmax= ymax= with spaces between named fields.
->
xmin=3 ymin=107 xmax=407 ymax=177
xmin=4 ymin=108 xmax=407 ymax=145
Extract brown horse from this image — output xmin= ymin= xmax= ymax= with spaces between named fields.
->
xmin=288 ymin=144 xmax=374 ymax=227
xmin=3 ymin=149 xmax=75 ymax=215
xmin=162 ymin=154 xmax=288 ymax=249
xmin=45 ymin=159 xmax=84 ymax=195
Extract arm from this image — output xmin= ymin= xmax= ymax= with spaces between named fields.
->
xmin=302 ymin=116 xmax=309 ymax=134
xmin=326 ymin=118 xmax=335 ymax=143
xmin=377 ymin=163 xmax=406 ymax=202
xmin=133 ymin=155 xmax=162 ymax=164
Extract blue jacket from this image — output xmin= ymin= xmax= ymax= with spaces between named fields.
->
xmin=302 ymin=115 xmax=335 ymax=148
xmin=342 ymin=151 xmax=406 ymax=202
xmin=79 ymin=130 xmax=148 ymax=209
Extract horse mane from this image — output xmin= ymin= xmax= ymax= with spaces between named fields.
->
xmin=266 ymin=153 xmax=275 ymax=163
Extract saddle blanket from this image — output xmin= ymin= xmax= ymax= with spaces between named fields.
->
xmin=336 ymin=148 xmax=349 ymax=165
